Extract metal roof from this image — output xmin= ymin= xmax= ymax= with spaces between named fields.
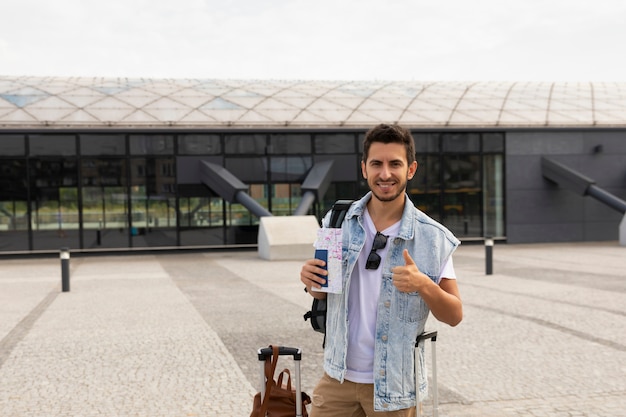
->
xmin=1 ymin=76 xmax=626 ymax=129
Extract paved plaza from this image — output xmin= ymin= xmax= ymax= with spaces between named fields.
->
xmin=0 ymin=241 xmax=625 ymax=416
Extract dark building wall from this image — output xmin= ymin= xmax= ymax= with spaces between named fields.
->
xmin=506 ymin=130 xmax=626 ymax=243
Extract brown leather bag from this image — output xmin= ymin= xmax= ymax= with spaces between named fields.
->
xmin=250 ymin=346 xmax=311 ymax=417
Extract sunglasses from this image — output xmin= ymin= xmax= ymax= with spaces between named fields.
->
xmin=365 ymin=232 xmax=388 ymax=270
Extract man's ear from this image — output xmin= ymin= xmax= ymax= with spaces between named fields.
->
xmin=407 ymin=161 xmax=418 ymax=180
xmin=361 ymin=160 xmax=367 ymax=179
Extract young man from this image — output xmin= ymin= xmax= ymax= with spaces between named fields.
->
xmin=300 ymin=123 xmax=462 ymax=416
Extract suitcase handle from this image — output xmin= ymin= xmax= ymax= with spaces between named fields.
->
xmin=257 ymin=346 xmax=302 ymax=361
xmin=415 ymin=330 xmax=437 ymax=346
xmin=415 ymin=330 xmax=438 ymax=417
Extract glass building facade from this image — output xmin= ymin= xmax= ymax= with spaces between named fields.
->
xmin=0 ymin=130 xmax=504 ymax=254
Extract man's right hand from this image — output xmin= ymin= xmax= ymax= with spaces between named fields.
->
xmin=300 ymin=258 xmax=328 ymax=298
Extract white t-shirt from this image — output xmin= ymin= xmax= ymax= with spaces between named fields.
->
xmin=344 ymin=208 xmax=456 ymax=383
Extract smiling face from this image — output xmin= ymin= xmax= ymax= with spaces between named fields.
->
xmin=361 ymin=142 xmax=418 ymax=203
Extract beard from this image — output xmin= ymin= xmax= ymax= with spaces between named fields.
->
xmin=370 ymin=178 xmax=407 ymax=202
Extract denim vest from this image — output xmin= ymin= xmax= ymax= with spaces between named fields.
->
xmin=322 ymin=192 xmax=460 ymax=412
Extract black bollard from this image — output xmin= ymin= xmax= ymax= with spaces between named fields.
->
xmin=60 ymin=247 xmax=70 ymax=292
xmin=485 ymin=236 xmax=493 ymax=275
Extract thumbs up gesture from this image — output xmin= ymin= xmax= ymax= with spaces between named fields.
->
xmin=392 ymin=249 xmax=425 ymax=293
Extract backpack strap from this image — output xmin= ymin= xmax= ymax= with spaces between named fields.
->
xmin=304 ymin=199 xmax=355 ymax=347
xmin=328 ymin=199 xmax=354 ymax=228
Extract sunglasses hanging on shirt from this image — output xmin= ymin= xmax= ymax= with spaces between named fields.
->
xmin=365 ymin=231 xmax=388 ymax=270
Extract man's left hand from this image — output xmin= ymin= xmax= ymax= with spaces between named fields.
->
xmin=391 ymin=249 xmax=426 ymax=293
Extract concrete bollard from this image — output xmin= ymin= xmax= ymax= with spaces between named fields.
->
xmin=60 ymin=247 xmax=70 ymax=292
xmin=485 ymin=237 xmax=493 ymax=275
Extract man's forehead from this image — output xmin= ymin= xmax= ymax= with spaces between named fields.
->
xmin=366 ymin=142 xmax=406 ymax=161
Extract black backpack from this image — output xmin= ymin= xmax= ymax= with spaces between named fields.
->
xmin=303 ymin=200 xmax=353 ymax=334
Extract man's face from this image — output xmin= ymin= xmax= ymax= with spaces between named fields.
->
xmin=361 ymin=142 xmax=417 ymax=202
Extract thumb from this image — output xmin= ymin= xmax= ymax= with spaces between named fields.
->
xmin=403 ymin=249 xmax=415 ymax=266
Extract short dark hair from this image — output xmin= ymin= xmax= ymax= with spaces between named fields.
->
xmin=362 ymin=123 xmax=416 ymax=164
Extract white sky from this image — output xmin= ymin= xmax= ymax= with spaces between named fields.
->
xmin=1 ymin=0 xmax=625 ymax=82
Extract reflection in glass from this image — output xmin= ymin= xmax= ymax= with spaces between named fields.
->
xmin=224 ymin=134 xmax=266 ymax=154
xmin=483 ymin=154 xmax=505 ymax=237
xmin=129 ymin=134 xmax=174 ymax=155
xmin=178 ymin=134 xmax=221 ymax=155
xmin=0 ymin=159 xmax=28 ymax=251
xmin=443 ymin=155 xmax=481 ymax=237
xmin=130 ymin=157 xmax=176 ymax=247
xmin=179 ymin=196 xmax=226 ymax=246
xmin=81 ymin=159 xmax=128 ymax=248
xmin=269 ymin=156 xmax=312 ymax=181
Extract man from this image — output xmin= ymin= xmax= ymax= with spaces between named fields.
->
xmin=300 ymin=123 xmax=462 ymax=416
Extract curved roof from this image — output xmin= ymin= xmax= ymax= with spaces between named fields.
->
xmin=1 ymin=76 xmax=626 ymax=129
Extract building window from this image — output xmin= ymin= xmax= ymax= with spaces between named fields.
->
xmin=442 ymin=133 xmax=480 ymax=153
xmin=178 ymin=134 xmax=221 ymax=155
xmin=129 ymin=134 xmax=174 ymax=155
xmin=269 ymin=133 xmax=311 ymax=154
xmin=80 ymin=134 xmax=126 ymax=155
xmin=314 ymin=133 xmax=356 ymax=154
xmin=270 ymin=156 xmax=312 ymax=181
xmin=224 ymin=133 xmax=266 ymax=154
xmin=29 ymin=134 xmax=76 ymax=156
xmin=0 ymin=134 xmax=26 ymax=156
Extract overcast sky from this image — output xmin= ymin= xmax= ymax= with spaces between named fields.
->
xmin=1 ymin=0 xmax=625 ymax=82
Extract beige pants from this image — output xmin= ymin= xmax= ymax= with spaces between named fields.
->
xmin=309 ymin=373 xmax=416 ymax=417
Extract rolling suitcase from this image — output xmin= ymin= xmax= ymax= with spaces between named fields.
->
xmin=254 ymin=345 xmax=309 ymax=417
xmin=415 ymin=330 xmax=439 ymax=417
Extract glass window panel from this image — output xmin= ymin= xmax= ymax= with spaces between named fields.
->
xmin=179 ymin=196 xmax=227 ymax=246
xmin=408 ymin=155 xmax=442 ymax=222
xmin=357 ymin=132 xmax=365 ymax=156
xmin=0 ymin=159 xmax=28 ymax=201
xmin=224 ymin=134 xmax=266 ymax=155
xmin=443 ymin=155 xmax=481 ymax=237
xmin=31 ymin=159 xmax=78 ymax=188
xmin=269 ymin=133 xmax=311 ymax=154
xmin=81 ymin=159 xmax=126 ymax=187
xmin=129 ymin=134 xmax=174 ymax=155
xmin=81 ymin=134 xmax=126 ymax=155
xmin=442 ymin=133 xmax=480 ymax=153
xmin=29 ymin=134 xmax=76 ymax=156
xmin=0 ymin=134 xmax=26 ymax=156
xmin=269 ymin=156 xmax=312 ymax=181
xmin=413 ymin=133 xmax=440 ymax=154
xmin=81 ymin=185 xmax=129 ymax=249
xmin=178 ymin=134 xmax=222 ymax=155
xmin=314 ymin=133 xmax=355 ymax=154
xmin=483 ymin=154 xmax=505 ymax=237
xmin=30 ymin=158 xmax=79 ymax=250
xmin=0 ymin=159 xmax=28 ymax=251
xmin=269 ymin=183 xmax=298 ymax=216
xmin=482 ymin=132 xmax=504 ymax=152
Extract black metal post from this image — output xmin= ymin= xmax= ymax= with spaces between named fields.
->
xmin=485 ymin=237 xmax=493 ymax=275
xmin=60 ymin=247 xmax=70 ymax=292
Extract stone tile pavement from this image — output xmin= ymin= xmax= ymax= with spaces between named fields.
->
xmin=0 ymin=241 xmax=625 ymax=416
